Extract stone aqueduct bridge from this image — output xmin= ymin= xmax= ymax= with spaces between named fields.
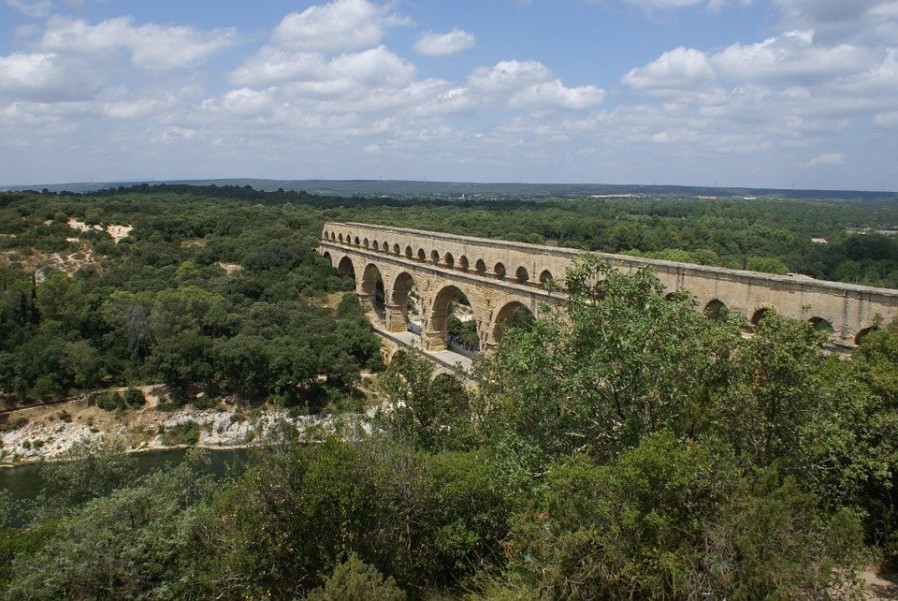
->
xmin=318 ymin=222 xmax=898 ymax=353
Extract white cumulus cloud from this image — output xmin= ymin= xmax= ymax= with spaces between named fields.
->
xmin=509 ymin=80 xmax=605 ymax=110
xmin=776 ymin=0 xmax=897 ymax=42
xmin=230 ymin=49 xmax=325 ymax=87
xmin=622 ymin=47 xmax=714 ymax=89
xmin=623 ymin=30 xmax=878 ymax=93
xmin=469 ymin=60 xmax=604 ymax=110
xmin=0 ymin=52 xmax=92 ymax=101
xmin=711 ymin=30 xmax=870 ymax=83
xmin=39 ymin=16 xmax=237 ymax=71
xmin=414 ymin=29 xmax=476 ymax=56
xmin=272 ymin=0 xmax=408 ymax=53
xmin=804 ymin=152 xmax=845 ymax=167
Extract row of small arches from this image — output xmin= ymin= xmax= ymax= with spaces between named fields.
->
xmin=324 ymin=229 xmax=554 ymax=286
xmin=700 ymin=298 xmax=876 ymax=344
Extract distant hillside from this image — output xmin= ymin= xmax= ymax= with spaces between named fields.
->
xmin=3 ymin=178 xmax=896 ymax=202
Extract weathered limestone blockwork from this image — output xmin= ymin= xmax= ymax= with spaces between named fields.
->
xmin=319 ymin=222 xmax=898 ymax=351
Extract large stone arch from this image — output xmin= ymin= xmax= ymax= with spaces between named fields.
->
xmin=337 ymin=255 xmax=356 ymax=280
xmin=750 ymin=306 xmax=774 ymax=326
xmin=360 ymin=263 xmax=386 ymax=323
xmin=488 ymin=300 xmax=535 ymax=350
xmin=704 ymin=298 xmax=728 ymax=320
xmin=423 ymin=284 xmax=480 ymax=352
xmin=386 ymin=271 xmax=419 ymax=333
xmin=808 ymin=316 xmax=835 ymax=334
xmin=855 ymin=325 xmax=880 ymax=345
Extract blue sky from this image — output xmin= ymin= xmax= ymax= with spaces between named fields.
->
xmin=1 ymin=0 xmax=896 ymax=190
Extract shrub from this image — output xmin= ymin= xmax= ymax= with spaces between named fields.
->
xmin=0 ymin=416 xmax=28 ymax=433
xmin=96 ymin=390 xmax=125 ymax=412
xmin=162 ymin=421 xmax=201 ymax=446
xmin=123 ymin=387 xmax=145 ymax=407
xmin=307 ymin=554 xmax=405 ymax=601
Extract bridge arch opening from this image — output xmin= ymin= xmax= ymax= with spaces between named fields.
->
xmin=539 ymin=270 xmax=553 ymax=285
xmin=331 ymin=232 xmax=336 ymax=241
xmin=371 ymin=240 xmax=378 ymax=251
xmin=382 ymin=240 xmax=388 ymax=252
xmin=750 ymin=307 xmax=772 ymax=326
xmin=361 ymin=263 xmax=386 ymax=324
xmin=431 ymin=250 xmax=440 ymax=264
xmin=429 ymin=285 xmax=479 ymax=353
xmin=405 ymin=246 xmax=413 ymax=259
xmin=322 ymin=251 xmax=332 ymax=266
xmin=429 ymin=373 xmax=468 ymax=411
xmin=491 ymin=301 xmax=536 ymax=347
xmin=354 ymin=236 xmax=360 ymax=246
xmin=459 ymin=256 xmax=469 ymax=271
xmin=475 ymin=259 xmax=487 ymax=275
xmin=494 ymin=262 xmax=507 ymax=279
xmin=515 ymin=266 xmax=529 ymax=284
xmin=338 ymin=234 xmax=344 ymax=244
xmin=417 ymin=248 xmax=426 ymax=262
xmin=444 ymin=252 xmax=455 ymax=268
xmin=390 ymin=271 xmax=421 ymax=334
xmin=856 ymin=326 xmax=879 ymax=345
xmin=337 ymin=256 xmax=355 ymax=280
xmin=809 ymin=316 xmax=834 ymax=334
xmin=704 ymin=299 xmax=728 ymax=320
xmin=393 ymin=243 xmax=400 ymax=255
xmin=388 ymin=348 xmax=407 ymax=366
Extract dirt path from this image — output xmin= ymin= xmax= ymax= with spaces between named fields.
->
xmin=863 ymin=569 xmax=898 ymax=599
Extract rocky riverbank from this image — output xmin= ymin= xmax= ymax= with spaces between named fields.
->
xmin=0 ymin=385 xmax=371 ymax=466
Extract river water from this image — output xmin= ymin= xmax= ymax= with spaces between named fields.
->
xmin=0 ymin=448 xmax=251 ymax=527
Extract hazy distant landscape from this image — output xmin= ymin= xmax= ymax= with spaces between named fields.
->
xmin=7 ymin=178 xmax=897 ymax=202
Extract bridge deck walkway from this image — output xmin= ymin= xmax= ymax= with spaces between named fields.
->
xmin=372 ymin=326 xmax=474 ymax=377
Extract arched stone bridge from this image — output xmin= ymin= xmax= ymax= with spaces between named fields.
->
xmin=318 ymin=221 xmax=898 ymax=353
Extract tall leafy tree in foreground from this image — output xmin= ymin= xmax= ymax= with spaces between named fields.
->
xmin=470 ymin=256 xmax=890 ymax=598
xmin=474 ymin=255 xmax=739 ymax=473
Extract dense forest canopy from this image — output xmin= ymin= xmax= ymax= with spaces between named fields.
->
xmin=2 ymin=185 xmax=898 ymax=599
xmin=0 ymin=188 xmax=382 ymax=407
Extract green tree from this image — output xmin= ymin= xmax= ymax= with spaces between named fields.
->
xmin=150 ymin=286 xmax=229 ymax=340
xmin=4 ymin=450 xmax=215 ymax=601
xmin=510 ymin=434 xmax=864 ymax=600
xmin=746 ymin=256 xmax=790 ymax=274
xmin=376 ymin=350 xmax=470 ymax=452
xmin=306 ymin=554 xmax=405 ymax=601
xmin=35 ymin=272 xmax=87 ymax=330
xmin=475 ymin=256 xmax=738 ymax=471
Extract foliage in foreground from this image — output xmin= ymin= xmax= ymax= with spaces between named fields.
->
xmin=3 ymin=253 xmax=898 ymax=599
